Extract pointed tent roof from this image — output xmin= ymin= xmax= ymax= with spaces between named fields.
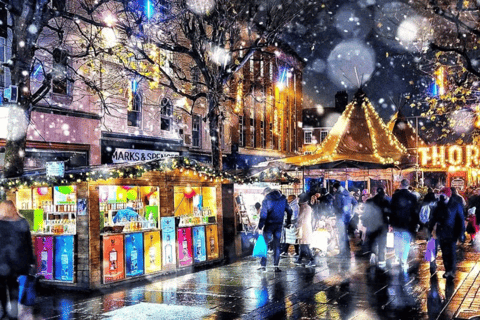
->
xmin=387 ymin=111 xmax=425 ymax=150
xmin=282 ymin=90 xmax=407 ymax=167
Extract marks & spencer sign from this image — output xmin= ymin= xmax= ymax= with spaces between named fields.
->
xmin=112 ymin=149 xmax=179 ymax=163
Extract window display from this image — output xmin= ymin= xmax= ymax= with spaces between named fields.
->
xmin=174 ymin=186 xmax=217 ymax=227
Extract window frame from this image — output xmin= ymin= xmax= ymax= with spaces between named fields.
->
xmin=304 ymin=131 xmax=313 ymax=144
xmin=127 ymin=91 xmax=142 ymax=128
xmin=192 ymin=114 xmax=201 ymax=148
xmin=160 ymin=97 xmax=173 ymax=131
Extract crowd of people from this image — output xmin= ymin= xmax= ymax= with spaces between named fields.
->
xmin=256 ymin=179 xmax=472 ymax=279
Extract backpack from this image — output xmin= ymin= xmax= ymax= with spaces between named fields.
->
xmin=419 ymin=204 xmax=431 ymax=224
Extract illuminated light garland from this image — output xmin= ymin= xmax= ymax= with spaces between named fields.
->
xmin=0 ymin=157 xmax=258 ymax=190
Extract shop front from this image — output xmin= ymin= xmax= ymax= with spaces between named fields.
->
xmin=417 ymin=144 xmax=480 ymax=190
xmin=9 ymin=159 xmax=225 ymax=290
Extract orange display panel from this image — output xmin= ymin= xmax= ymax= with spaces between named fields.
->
xmin=103 ymin=235 xmax=125 ymax=283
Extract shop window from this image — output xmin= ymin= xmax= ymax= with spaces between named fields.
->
xmin=52 ymin=48 xmax=69 ymax=95
xmin=160 ymin=97 xmax=173 ymax=131
xmin=192 ymin=114 xmax=201 ymax=148
xmin=128 ymin=92 xmax=142 ymax=127
xmin=304 ymin=131 xmax=312 ymax=144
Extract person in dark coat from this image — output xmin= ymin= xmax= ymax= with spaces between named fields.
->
xmin=332 ymin=182 xmax=358 ymax=256
xmin=0 ymin=200 xmax=35 ymax=319
xmin=450 ymin=187 xmax=466 ymax=208
xmin=363 ymin=187 xmax=391 ymax=269
xmin=390 ymin=179 xmax=419 ymax=272
xmin=429 ymin=188 xmax=465 ymax=279
xmin=258 ymin=188 xmax=293 ymax=272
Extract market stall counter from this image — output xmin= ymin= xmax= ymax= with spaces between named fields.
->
xmin=9 ymin=162 xmax=226 ymax=290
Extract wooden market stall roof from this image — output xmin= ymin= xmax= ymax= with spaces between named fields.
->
xmin=281 ymin=90 xmax=407 ymax=167
xmin=387 ymin=111 xmax=426 ymax=150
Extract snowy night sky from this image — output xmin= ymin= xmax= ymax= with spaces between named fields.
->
xmin=282 ymin=0 xmax=428 ymax=122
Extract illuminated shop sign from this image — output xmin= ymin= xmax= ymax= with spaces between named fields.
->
xmin=418 ymin=145 xmax=480 ymax=169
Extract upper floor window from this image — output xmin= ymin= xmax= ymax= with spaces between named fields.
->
xmin=191 ymin=66 xmax=200 ymax=95
xmin=52 ymin=48 xmax=69 ymax=95
xmin=250 ymin=117 xmax=255 ymax=148
xmin=260 ymin=121 xmax=265 ymax=149
xmin=160 ymin=97 xmax=173 ymax=131
xmin=320 ymin=129 xmax=329 ymax=143
xmin=304 ymin=131 xmax=312 ymax=144
xmin=0 ymin=37 xmax=6 ymax=88
xmin=239 ymin=115 xmax=246 ymax=147
xmin=192 ymin=114 xmax=201 ymax=148
xmin=128 ymin=91 xmax=142 ymax=127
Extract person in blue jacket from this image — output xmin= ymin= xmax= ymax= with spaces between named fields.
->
xmin=113 ymin=201 xmax=139 ymax=223
xmin=258 ymin=187 xmax=293 ymax=272
xmin=332 ymin=182 xmax=358 ymax=257
xmin=429 ymin=187 xmax=465 ymax=279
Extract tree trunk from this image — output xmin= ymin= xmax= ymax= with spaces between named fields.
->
xmin=208 ymin=93 xmax=222 ymax=171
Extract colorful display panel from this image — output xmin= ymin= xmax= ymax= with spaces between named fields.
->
xmin=177 ymin=227 xmax=193 ymax=267
xmin=103 ymin=235 xmax=125 ymax=283
xmin=125 ymin=233 xmax=144 ymax=277
xmin=54 ymin=235 xmax=74 ymax=282
xmin=161 ymin=217 xmax=176 ymax=268
xmin=35 ymin=236 xmax=54 ymax=280
xmin=144 ymin=231 xmax=162 ymax=273
xmin=206 ymin=225 xmax=219 ymax=260
xmin=193 ymin=226 xmax=206 ymax=263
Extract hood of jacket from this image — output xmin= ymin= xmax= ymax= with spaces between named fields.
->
xmin=265 ymin=190 xmax=283 ymax=201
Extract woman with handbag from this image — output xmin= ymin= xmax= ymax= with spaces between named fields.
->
xmin=0 ymin=200 xmax=35 ymax=319
xmin=294 ymin=193 xmax=316 ymax=267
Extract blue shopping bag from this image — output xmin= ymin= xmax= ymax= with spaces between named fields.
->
xmin=18 ymin=274 xmax=38 ymax=306
xmin=252 ymin=234 xmax=267 ymax=258
xmin=424 ymin=238 xmax=436 ymax=262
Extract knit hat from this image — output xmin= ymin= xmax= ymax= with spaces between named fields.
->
xmin=298 ymin=192 xmax=310 ymax=204
xmin=440 ymin=187 xmax=452 ymax=198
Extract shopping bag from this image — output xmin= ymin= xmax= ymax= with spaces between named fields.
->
xmin=285 ymin=226 xmax=297 ymax=244
xmin=18 ymin=274 xmax=38 ymax=306
xmin=424 ymin=238 xmax=436 ymax=262
xmin=252 ymin=234 xmax=267 ymax=258
xmin=386 ymin=232 xmax=394 ymax=249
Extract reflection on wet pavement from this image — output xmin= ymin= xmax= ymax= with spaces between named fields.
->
xmin=30 ymin=240 xmax=480 ymax=320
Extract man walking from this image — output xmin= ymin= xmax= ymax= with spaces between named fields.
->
xmin=258 ymin=188 xmax=293 ymax=272
xmin=390 ymin=179 xmax=419 ymax=272
xmin=332 ymin=182 xmax=357 ymax=257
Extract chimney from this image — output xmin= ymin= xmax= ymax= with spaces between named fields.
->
xmin=335 ymin=91 xmax=348 ymax=113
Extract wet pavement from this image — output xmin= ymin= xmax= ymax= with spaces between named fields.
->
xmin=28 ymin=239 xmax=480 ymax=320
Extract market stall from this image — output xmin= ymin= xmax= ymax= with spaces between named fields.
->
xmin=7 ymin=157 xmax=229 ymax=289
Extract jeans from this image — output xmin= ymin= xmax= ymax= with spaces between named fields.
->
xmin=394 ymin=230 xmax=412 ymax=266
xmin=261 ymin=224 xmax=283 ymax=267
xmin=0 ymin=276 xmax=19 ymax=319
xmin=297 ymin=244 xmax=314 ymax=263
xmin=439 ymin=239 xmax=457 ymax=274
xmin=367 ymin=226 xmax=387 ymax=262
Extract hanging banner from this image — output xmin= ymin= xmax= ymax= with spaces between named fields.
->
xmin=54 ymin=235 xmax=74 ymax=282
xmin=103 ymin=235 xmax=125 ymax=283
xmin=35 ymin=236 xmax=54 ymax=280
xmin=177 ymin=227 xmax=193 ymax=267
xmin=206 ymin=225 xmax=219 ymax=260
xmin=193 ymin=226 xmax=206 ymax=263
xmin=144 ymin=231 xmax=162 ymax=273
xmin=161 ymin=217 xmax=176 ymax=267
xmin=125 ymin=233 xmax=144 ymax=277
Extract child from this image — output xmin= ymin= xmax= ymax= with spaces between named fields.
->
xmin=466 ymin=207 xmax=478 ymax=244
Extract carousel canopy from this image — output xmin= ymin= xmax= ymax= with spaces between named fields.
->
xmin=387 ymin=111 xmax=426 ymax=150
xmin=281 ymin=90 xmax=407 ymax=168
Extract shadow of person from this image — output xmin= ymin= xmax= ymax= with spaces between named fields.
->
xmin=445 ymin=277 xmax=455 ymax=301
xmin=427 ymin=274 xmax=444 ymax=320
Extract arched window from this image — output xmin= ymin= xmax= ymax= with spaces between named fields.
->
xmin=160 ymin=98 xmax=173 ymax=131
xmin=128 ymin=91 xmax=142 ymax=127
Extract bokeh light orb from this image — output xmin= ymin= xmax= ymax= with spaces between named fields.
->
xmin=187 ymin=0 xmax=216 ymax=16
xmin=327 ymin=39 xmax=376 ymax=89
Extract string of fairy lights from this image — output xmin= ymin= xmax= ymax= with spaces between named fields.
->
xmin=0 ymin=157 xmax=298 ymax=192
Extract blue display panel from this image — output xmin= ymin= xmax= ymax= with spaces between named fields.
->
xmin=193 ymin=226 xmax=206 ymax=263
xmin=54 ymin=235 xmax=74 ymax=282
xmin=125 ymin=232 xmax=144 ymax=277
